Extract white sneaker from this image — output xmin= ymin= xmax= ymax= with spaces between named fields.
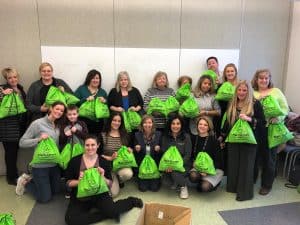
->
xmin=16 ymin=173 xmax=30 ymax=196
xmin=180 ymin=186 xmax=189 ymax=199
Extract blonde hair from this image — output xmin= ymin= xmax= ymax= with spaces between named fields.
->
xmin=115 ymin=71 xmax=133 ymax=92
xmin=251 ymin=69 xmax=274 ymax=91
xmin=222 ymin=63 xmax=238 ymax=83
xmin=193 ymin=75 xmax=214 ymax=97
xmin=196 ymin=116 xmax=214 ymax=136
xmin=1 ymin=67 xmax=19 ymax=80
xmin=226 ymin=80 xmax=254 ymax=126
xmin=39 ymin=62 xmax=53 ymax=73
xmin=139 ymin=114 xmax=156 ymax=134
xmin=152 ymin=71 xmax=169 ymax=88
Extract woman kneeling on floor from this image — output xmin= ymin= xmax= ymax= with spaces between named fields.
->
xmin=189 ymin=116 xmax=223 ymax=192
xmin=65 ymin=135 xmax=143 ymax=225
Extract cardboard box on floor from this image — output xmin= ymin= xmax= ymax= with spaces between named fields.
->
xmin=135 ymin=203 xmax=192 ymax=225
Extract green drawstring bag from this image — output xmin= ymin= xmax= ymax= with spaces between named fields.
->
xmin=0 ymin=93 xmax=27 ymax=119
xmin=260 ymin=95 xmax=285 ymax=118
xmin=45 ymin=86 xmax=67 ymax=106
xmin=215 ymin=82 xmax=236 ymax=101
xmin=194 ymin=152 xmax=216 ymax=175
xmin=127 ymin=110 xmax=142 ymax=130
xmin=178 ymin=97 xmax=199 ymax=118
xmin=64 ymin=92 xmax=80 ymax=106
xmin=77 ymin=168 xmax=109 ymax=198
xmin=30 ymin=138 xmax=61 ymax=165
xmin=225 ymin=119 xmax=257 ymax=144
xmin=202 ymin=70 xmax=218 ymax=89
xmin=268 ymin=123 xmax=294 ymax=148
xmin=72 ymin=143 xmax=84 ymax=158
xmin=122 ymin=111 xmax=132 ymax=132
xmin=0 ymin=213 xmax=15 ymax=225
xmin=165 ymin=96 xmax=180 ymax=116
xmin=176 ymin=83 xmax=191 ymax=101
xmin=79 ymin=100 xmax=97 ymax=121
xmin=60 ymin=143 xmax=84 ymax=169
xmin=113 ymin=146 xmax=137 ymax=171
xmin=159 ymin=146 xmax=185 ymax=172
xmin=95 ymin=100 xmax=110 ymax=119
xmin=60 ymin=143 xmax=72 ymax=170
xmin=138 ymin=155 xmax=160 ymax=179
xmin=147 ymin=97 xmax=166 ymax=116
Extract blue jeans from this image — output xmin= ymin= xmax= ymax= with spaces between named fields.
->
xmin=26 ymin=166 xmax=61 ymax=203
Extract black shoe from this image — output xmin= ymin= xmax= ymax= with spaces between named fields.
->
xmin=119 ymin=182 xmax=125 ymax=188
xmin=128 ymin=197 xmax=143 ymax=208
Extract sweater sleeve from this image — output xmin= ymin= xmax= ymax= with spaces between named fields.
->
xmin=107 ymin=88 xmax=118 ymax=108
xmin=143 ymin=89 xmax=152 ymax=111
xmin=26 ymin=82 xmax=42 ymax=113
xmin=19 ymin=121 xmax=40 ymax=148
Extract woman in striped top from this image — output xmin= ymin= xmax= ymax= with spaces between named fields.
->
xmin=99 ymin=112 xmax=133 ymax=197
xmin=143 ymin=71 xmax=175 ymax=132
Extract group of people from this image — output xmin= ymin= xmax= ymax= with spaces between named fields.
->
xmin=0 ymin=57 xmax=290 ymax=224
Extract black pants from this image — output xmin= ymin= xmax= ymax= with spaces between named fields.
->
xmin=254 ymin=134 xmax=277 ymax=189
xmin=65 ymin=192 xmax=134 ymax=225
xmin=2 ymin=141 xmax=19 ymax=181
xmin=138 ymin=178 xmax=160 ymax=192
xmin=227 ymin=143 xmax=256 ymax=201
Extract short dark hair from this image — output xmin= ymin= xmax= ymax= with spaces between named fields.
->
xmin=165 ymin=113 xmax=185 ymax=134
xmin=84 ymin=134 xmax=100 ymax=144
xmin=206 ymin=56 xmax=218 ymax=65
xmin=67 ymin=104 xmax=78 ymax=112
xmin=84 ymin=69 xmax=102 ymax=88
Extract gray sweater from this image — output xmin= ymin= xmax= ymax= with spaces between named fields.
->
xmin=19 ymin=116 xmax=60 ymax=168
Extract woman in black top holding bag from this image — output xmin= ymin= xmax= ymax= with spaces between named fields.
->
xmin=0 ymin=67 xmax=27 ymax=185
xmin=65 ymin=135 xmax=143 ymax=225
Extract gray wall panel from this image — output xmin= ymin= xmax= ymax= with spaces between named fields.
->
xmin=239 ymin=0 xmax=290 ymax=87
xmin=181 ymin=0 xmax=242 ymax=49
xmin=37 ymin=0 xmax=114 ymax=46
xmin=114 ymin=0 xmax=181 ymax=48
xmin=0 ymin=0 xmax=41 ymax=90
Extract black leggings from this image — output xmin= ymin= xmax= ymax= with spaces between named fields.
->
xmin=2 ymin=141 xmax=19 ymax=181
xmin=65 ymin=192 xmax=134 ymax=225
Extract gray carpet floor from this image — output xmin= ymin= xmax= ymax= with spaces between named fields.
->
xmin=219 ymin=202 xmax=300 ymax=225
xmin=26 ymin=195 xmax=68 ymax=225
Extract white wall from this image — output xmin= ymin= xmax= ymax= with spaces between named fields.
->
xmin=285 ymin=1 xmax=300 ymax=113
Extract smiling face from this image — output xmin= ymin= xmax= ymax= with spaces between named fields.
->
xmin=142 ymin=118 xmax=153 ymax=133
xmin=257 ymin=71 xmax=270 ymax=91
xmin=6 ymin=72 xmax=19 ymax=87
xmin=84 ymin=138 xmax=99 ymax=157
xmin=119 ymin=74 xmax=129 ymax=89
xmin=66 ymin=109 xmax=78 ymax=123
xmin=200 ymin=78 xmax=212 ymax=93
xmin=236 ymin=84 xmax=248 ymax=101
xmin=207 ymin=58 xmax=219 ymax=72
xmin=197 ymin=119 xmax=209 ymax=135
xmin=111 ymin=115 xmax=122 ymax=130
xmin=40 ymin=65 xmax=53 ymax=82
xmin=49 ymin=104 xmax=65 ymax=120
xmin=171 ymin=118 xmax=182 ymax=135
xmin=156 ymin=74 xmax=167 ymax=88
xmin=224 ymin=66 xmax=236 ymax=82
xmin=89 ymin=74 xmax=100 ymax=88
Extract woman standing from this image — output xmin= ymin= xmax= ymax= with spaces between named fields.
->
xmin=26 ymin=62 xmax=72 ymax=122
xmin=0 ymin=68 xmax=27 ymax=185
xmin=134 ymin=115 xmax=162 ymax=192
xmin=220 ymin=80 xmax=265 ymax=201
xmin=108 ymin=71 xmax=143 ymax=114
xmin=189 ymin=116 xmax=223 ymax=192
xmin=161 ymin=114 xmax=192 ymax=199
xmin=144 ymin=71 xmax=175 ymax=131
xmin=75 ymin=69 xmax=107 ymax=135
xmin=64 ymin=135 xmax=143 ymax=225
xmin=251 ymin=69 xmax=289 ymax=195
xmin=99 ymin=112 xmax=133 ymax=197
xmin=16 ymin=102 xmax=66 ymax=203
xmin=190 ymin=75 xmax=220 ymax=135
